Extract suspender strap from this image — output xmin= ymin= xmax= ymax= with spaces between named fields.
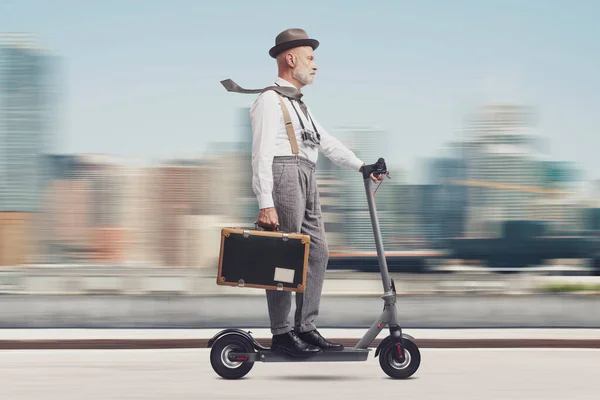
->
xmin=276 ymin=94 xmax=299 ymax=155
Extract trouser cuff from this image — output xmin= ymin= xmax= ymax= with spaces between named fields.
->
xmin=271 ymin=326 xmax=293 ymax=336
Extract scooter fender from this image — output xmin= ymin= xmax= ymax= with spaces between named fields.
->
xmin=374 ymin=333 xmax=416 ymax=358
xmin=207 ymin=328 xmax=270 ymax=351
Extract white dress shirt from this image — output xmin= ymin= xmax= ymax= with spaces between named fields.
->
xmin=250 ymin=77 xmax=364 ymax=209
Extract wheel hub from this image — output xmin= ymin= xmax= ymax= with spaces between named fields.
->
xmin=221 ymin=345 xmax=243 ymax=369
xmin=390 ymin=346 xmax=411 ymax=369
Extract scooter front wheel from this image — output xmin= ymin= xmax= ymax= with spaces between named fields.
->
xmin=210 ymin=334 xmax=255 ymax=380
xmin=378 ymin=337 xmax=421 ymax=379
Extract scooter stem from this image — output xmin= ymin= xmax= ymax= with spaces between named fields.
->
xmin=364 ymin=177 xmax=392 ymax=294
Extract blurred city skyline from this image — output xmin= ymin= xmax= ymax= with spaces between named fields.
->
xmin=1 ymin=1 xmax=599 ymax=182
xmin=4 ymin=3 xmax=600 ymax=271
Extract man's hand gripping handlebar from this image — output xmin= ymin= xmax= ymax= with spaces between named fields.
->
xmin=360 ymin=158 xmax=390 ymax=196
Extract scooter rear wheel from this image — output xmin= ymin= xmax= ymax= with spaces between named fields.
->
xmin=378 ymin=338 xmax=421 ymax=379
xmin=210 ymin=334 xmax=255 ymax=379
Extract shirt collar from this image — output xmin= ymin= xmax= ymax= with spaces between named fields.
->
xmin=275 ymin=77 xmax=298 ymax=89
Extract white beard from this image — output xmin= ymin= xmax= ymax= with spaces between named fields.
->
xmin=292 ymin=66 xmax=314 ymax=85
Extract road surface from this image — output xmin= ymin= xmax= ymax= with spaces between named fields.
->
xmin=1 ymin=348 xmax=598 ymax=399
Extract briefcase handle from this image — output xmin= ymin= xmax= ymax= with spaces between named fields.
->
xmin=254 ymin=220 xmax=280 ymax=232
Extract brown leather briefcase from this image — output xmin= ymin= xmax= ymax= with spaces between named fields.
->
xmin=217 ymin=227 xmax=310 ymax=293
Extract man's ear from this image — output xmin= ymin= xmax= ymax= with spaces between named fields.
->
xmin=286 ymin=53 xmax=296 ymax=68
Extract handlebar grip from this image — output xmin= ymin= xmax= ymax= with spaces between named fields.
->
xmin=361 ymin=158 xmax=388 ymax=179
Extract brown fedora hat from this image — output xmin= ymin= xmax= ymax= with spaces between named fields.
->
xmin=269 ymin=28 xmax=319 ymax=58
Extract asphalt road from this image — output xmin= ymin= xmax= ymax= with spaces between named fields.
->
xmin=1 ymin=348 xmax=598 ymax=400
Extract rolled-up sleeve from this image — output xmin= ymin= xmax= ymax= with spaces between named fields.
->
xmin=312 ymin=113 xmax=364 ymax=171
xmin=250 ymin=91 xmax=280 ymax=209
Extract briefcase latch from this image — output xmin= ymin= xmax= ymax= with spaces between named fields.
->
xmin=282 ymin=233 xmax=289 ymax=241
xmin=243 ymin=230 xmax=250 ymax=238
xmin=276 ymin=283 xmax=284 ymax=291
xmin=238 ymin=279 xmax=245 ymax=287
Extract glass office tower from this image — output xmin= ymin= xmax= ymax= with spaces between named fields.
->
xmin=0 ymin=34 xmax=59 ymax=264
xmin=0 ymin=33 xmax=58 ymax=213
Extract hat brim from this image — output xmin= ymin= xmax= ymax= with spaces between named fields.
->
xmin=269 ymin=38 xmax=319 ymax=58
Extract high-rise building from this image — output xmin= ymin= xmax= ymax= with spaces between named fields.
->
xmin=460 ymin=105 xmax=548 ymax=236
xmin=0 ymin=34 xmax=59 ymax=212
xmin=388 ymin=184 xmax=422 ymax=250
xmin=0 ymin=34 xmax=60 ymax=264
xmin=153 ymin=154 xmax=251 ymax=268
xmin=238 ymin=107 xmax=262 ymax=225
xmin=444 ymin=104 xmax=588 ymax=239
xmin=530 ymin=196 xmax=585 ymax=234
xmin=41 ymin=154 xmax=130 ymax=263
xmin=331 ymin=126 xmax=397 ymax=251
xmin=46 ymin=177 xmax=92 ymax=263
xmin=155 ymin=163 xmax=202 ymax=267
xmin=0 ymin=211 xmax=33 ymax=266
xmin=315 ymin=154 xmax=346 ymax=251
xmin=425 ymin=156 xmax=469 ymax=242
xmin=39 ymin=154 xmax=86 ymax=263
xmin=539 ymin=160 xmax=582 ymax=191
xmin=120 ymin=160 xmax=161 ymax=266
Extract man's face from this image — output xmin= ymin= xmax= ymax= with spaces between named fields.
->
xmin=290 ymin=46 xmax=318 ymax=86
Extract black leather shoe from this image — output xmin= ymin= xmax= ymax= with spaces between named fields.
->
xmin=271 ymin=331 xmax=323 ymax=357
xmin=297 ymin=329 xmax=344 ymax=351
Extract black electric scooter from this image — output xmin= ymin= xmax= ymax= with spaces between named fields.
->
xmin=208 ymin=158 xmax=421 ymax=379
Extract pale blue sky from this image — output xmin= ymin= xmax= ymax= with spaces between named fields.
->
xmin=2 ymin=0 xmax=599 ymax=179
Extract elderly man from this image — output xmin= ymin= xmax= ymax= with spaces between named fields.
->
xmin=245 ymin=28 xmax=382 ymax=357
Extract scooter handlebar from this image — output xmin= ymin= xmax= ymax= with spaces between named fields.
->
xmin=361 ymin=158 xmax=389 ymax=180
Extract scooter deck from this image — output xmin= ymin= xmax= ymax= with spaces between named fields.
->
xmin=233 ymin=348 xmax=371 ymax=363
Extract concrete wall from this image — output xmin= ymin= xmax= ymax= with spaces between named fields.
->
xmin=0 ymin=294 xmax=598 ymax=329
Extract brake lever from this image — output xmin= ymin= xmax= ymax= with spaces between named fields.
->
xmin=372 ymin=171 xmax=390 ymax=196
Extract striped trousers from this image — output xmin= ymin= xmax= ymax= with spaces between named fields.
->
xmin=266 ymin=156 xmax=329 ymax=335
